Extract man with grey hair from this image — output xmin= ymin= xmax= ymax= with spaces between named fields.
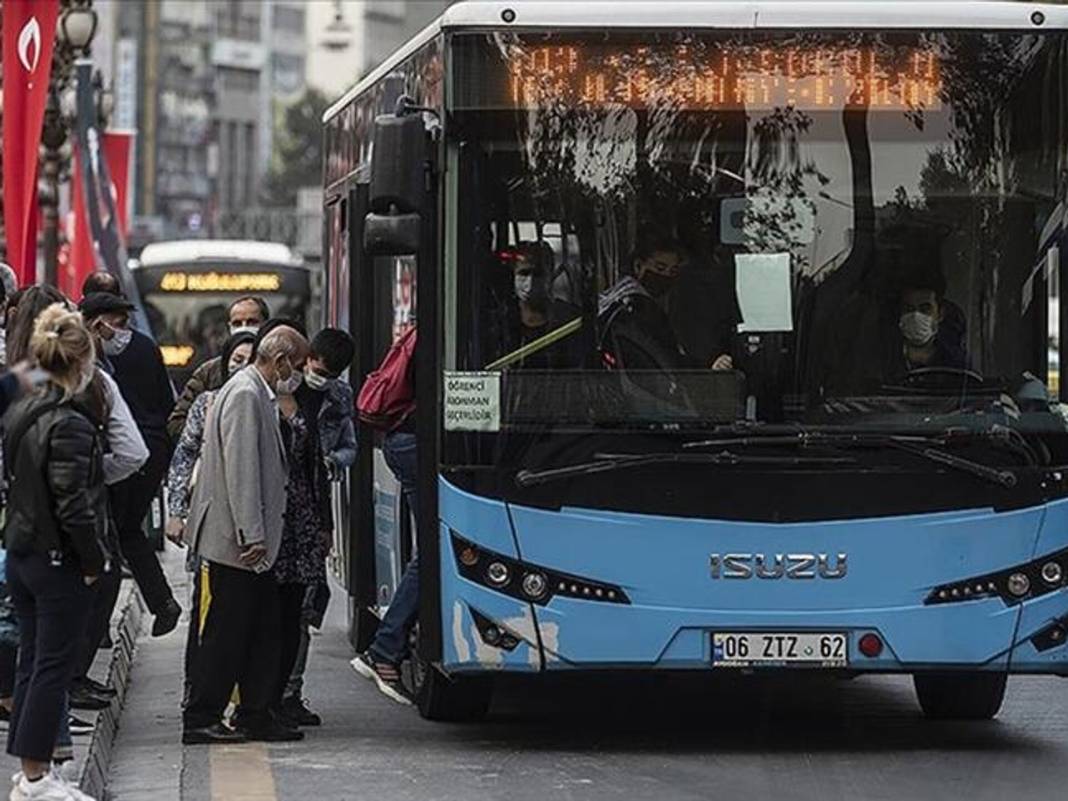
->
xmin=182 ymin=325 xmax=309 ymax=744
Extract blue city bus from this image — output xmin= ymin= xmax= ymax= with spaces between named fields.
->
xmin=321 ymin=1 xmax=1068 ymax=720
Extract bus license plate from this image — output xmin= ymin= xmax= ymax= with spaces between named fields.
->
xmin=712 ymin=632 xmax=848 ymax=668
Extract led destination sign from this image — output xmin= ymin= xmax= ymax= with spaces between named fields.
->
xmin=158 ymin=271 xmax=283 ymax=293
xmin=507 ymin=45 xmax=942 ymax=111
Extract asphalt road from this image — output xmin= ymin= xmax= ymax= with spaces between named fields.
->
xmin=169 ymin=604 xmax=1068 ymax=801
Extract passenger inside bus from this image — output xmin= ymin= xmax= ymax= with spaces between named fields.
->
xmin=598 ymin=231 xmax=734 ymax=375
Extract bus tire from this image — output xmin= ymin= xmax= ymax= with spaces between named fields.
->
xmin=414 ymin=662 xmax=493 ymax=722
xmin=913 ymin=672 xmax=1007 ymax=720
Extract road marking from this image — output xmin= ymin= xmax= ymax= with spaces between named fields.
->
xmin=210 ymin=743 xmax=278 ymax=801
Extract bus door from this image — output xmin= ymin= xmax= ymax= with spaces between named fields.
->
xmin=345 ymin=175 xmax=420 ymax=651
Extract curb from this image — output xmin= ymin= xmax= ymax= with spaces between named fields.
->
xmin=79 ymin=580 xmax=147 ymax=800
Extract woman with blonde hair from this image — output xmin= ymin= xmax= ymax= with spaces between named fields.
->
xmin=2 ymin=304 xmax=108 ymax=801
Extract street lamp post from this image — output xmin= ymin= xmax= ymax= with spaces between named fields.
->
xmin=39 ymin=0 xmax=97 ymax=287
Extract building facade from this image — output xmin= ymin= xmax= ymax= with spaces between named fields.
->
xmin=114 ymin=0 xmax=307 ymax=243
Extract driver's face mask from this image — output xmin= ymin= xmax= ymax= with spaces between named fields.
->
xmin=899 ymin=311 xmax=938 ymax=346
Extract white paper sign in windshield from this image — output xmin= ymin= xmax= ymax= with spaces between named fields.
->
xmin=735 ymin=253 xmax=794 ymax=333
xmin=444 ymin=371 xmax=501 ymax=432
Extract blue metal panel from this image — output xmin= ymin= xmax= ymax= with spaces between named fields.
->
xmin=439 ymin=478 xmax=521 ymax=558
xmin=437 ymin=478 xmax=1068 ymax=673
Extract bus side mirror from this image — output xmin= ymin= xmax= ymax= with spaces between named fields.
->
xmin=369 ymin=112 xmax=426 ymax=215
xmin=364 ymin=108 xmax=427 ymax=256
xmin=364 ymin=212 xmax=420 ymax=256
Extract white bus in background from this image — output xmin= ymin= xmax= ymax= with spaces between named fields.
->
xmin=132 ymin=240 xmax=312 ymax=382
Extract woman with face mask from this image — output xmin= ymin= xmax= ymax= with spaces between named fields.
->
xmin=165 ymin=330 xmax=257 ymax=548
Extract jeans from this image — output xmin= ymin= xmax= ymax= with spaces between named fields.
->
xmin=6 ymin=553 xmax=91 ymax=763
xmin=369 ymin=432 xmax=419 ymax=665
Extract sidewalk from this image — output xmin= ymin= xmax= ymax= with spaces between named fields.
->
xmin=106 ymin=549 xmax=187 ymax=801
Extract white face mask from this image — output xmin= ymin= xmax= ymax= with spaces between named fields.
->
xmin=275 ymin=360 xmax=303 ymax=394
xmin=230 ymin=324 xmax=259 ymax=337
xmin=102 ymin=326 xmax=133 ymax=356
xmin=899 ymin=311 xmax=938 ymax=347
xmin=304 ymin=368 xmax=329 ymax=392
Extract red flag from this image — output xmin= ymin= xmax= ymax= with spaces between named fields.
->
xmin=2 ymin=0 xmax=60 ymax=286
xmin=67 ymin=131 xmax=135 ymax=299
xmin=103 ymin=130 xmax=135 ymax=239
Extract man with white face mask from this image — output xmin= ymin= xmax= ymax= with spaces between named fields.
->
xmin=891 ymin=274 xmax=969 ymax=377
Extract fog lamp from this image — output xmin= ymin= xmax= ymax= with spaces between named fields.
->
xmin=1006 ymin=572 xmax=1031 ymax=597
xmin=458 ymin=545 xmax=479 ymax=567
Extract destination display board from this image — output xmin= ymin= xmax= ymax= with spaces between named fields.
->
xmin=501 ymin=43 xmax=942 ymax=111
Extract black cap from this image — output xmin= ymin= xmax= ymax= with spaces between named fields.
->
xmin=79 ymin=292 xmax=135 ymax=319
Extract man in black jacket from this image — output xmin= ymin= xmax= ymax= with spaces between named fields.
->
xmin=79 ymin=292 xmax=181 ymax=641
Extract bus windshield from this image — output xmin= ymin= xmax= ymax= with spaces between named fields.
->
xmin=135 ymin=259 xmax=311 ymax=380
xmin=446 ymin=30 xmax=1067 ymax=475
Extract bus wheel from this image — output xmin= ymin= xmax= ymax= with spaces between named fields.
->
xmin=413 ymin=659 xmax=493 ymax=722
xmin=913 ymin=672 xmax=1007 ymax=720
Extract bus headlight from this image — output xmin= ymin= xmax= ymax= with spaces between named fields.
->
xmin=927 ymin=547 xmax=1068 ymax=606
xmin=450 ymin=531 xmax=629 ymax=606
xmin=1006 ymin=572 xmax=1031 ymax=597
xmin=521 ymin=572 xmax=548 ymax=600
xmin=486 ymin=561 xmax=511 ymax=587
xmin=1041 ymin=561 xmax=1064 ymax=586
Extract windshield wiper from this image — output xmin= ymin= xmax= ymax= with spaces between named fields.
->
xmin=684 ymin=429 xmax=1019 ymax=488
xmin=515 ymin=450 xmax=855 ymax=488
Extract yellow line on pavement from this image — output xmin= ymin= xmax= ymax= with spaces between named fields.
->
xmin=210 ymin=743 xmax=278 ymax=801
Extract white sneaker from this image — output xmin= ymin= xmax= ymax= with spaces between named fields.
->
xmin=48 ymin=768 xmax=93 ymax=801
xmin=10 ymin=772 xmax=80 ymax=801
xmin=9 ymin=773 xmax=27 ymax=801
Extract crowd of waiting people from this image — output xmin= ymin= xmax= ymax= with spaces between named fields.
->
xmin=0 ymin=264 xmax=419 ymax=801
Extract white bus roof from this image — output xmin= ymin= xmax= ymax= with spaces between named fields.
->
xmin=324 ymin=0 xmax=1067 ymax=122
xmin=135 ymin=240 xmax=303 ymax=269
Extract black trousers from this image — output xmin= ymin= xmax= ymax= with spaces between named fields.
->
xmin=275 ymin=583 xmax=306 ymax=706
xmin=73 ymin=569 xmax=121 ymax=681
xmin=183 ymin=562 xmax=280 ymax=731
xmin=111 ymin=447 xmax=174 ymax=615
xmin=5 ymin=553 xmax=91 ymax=763
xmin=0 ymin=643 xmax=16 ymax=698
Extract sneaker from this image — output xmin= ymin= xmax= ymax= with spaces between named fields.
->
xmin=48 ymin=768 xmax=93 ymax=801
xmin=8 ymin=772 xmax=26 ymax=801
xmin=10 ymin=771 xmax=84 ymax=801
xmin=68 ymin=686 xmax=109 ymax=712
xmin=350 ymin=653 xmax=413 ymax=705
xmin=280 ymin=695 xmax=322 ymax=727
xmin=68 ymin=715 xmax=94 ymax=736
xmin=74 ymin=678 xmax=115 ymax=699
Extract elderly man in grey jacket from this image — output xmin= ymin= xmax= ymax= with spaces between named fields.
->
xmin=182 ymin=325 xmax=309 ymax=745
